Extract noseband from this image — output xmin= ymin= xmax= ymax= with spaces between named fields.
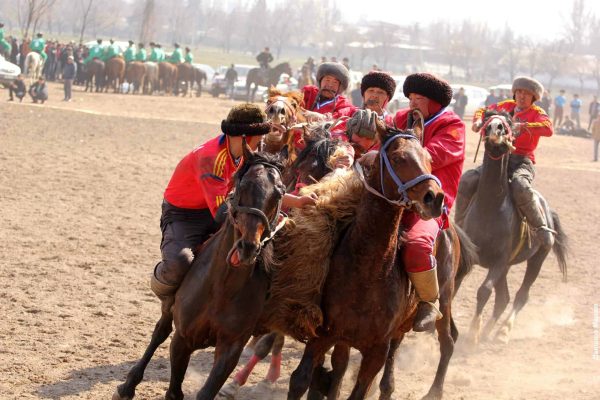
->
xmin=354 ymin=131 xmax=441 ymax=208
xmin=473 ymin=115 xmax=515 ymax=162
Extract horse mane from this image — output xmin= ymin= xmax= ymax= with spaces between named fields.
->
xmin=233 ymin=150 xmax=285 ymax=182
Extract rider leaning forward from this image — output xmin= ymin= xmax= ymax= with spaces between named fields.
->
xmin=151 ymin=104 xmax=317 ymax=306
xmin=455 ymin=76 xmax=554 ymax=247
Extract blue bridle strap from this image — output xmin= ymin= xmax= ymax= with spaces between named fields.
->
xmin=379 ymin=133 xmax=442 ymax=207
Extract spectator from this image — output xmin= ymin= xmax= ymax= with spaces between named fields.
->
xmin=453 ymin=87 xmax=468 ymax=120
xmin=62 ymin=55 xmax=77 ymax=101
xmin=29 ymin=76 xmax=48 ymax=103
xmin=485 ymin=89 xmax=498 ymax=107
xmin=10 ymin=37 xmax=19 ymax=64
xmin=350 ymin=81 xmax=362 ymax=107
xmin=320 ymin=56 xmax=327 ymax=64
xmin=570 ymin=93 xmax=582 ymax=129
xmin=537 ymin=90 xmax=551 ymax=115
xmin=224 ymin=64 xmax=238 ymax=99
xmin=553 ymin=89 xmax=566 ymax=127
xmin=588 ymin=95 xmax=599 ymax=131
xmin=7 ymin=73 xmax=26 ymax=102
xmin=592 ymin=115 xmax=600 ymax=162
xmin=342 ymin=57 xmax=350 ymax=71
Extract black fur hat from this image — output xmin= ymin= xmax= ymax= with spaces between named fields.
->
xmin=221 ymin=103 xmax=271 ymax=137
xmin=128 ymin=40 xmax=134 ymax=45
xmin=316 ymin=62 xmax=350 ymax=93
xmin=361 ymin=71 xmax=396 ymax=99
xmin=403 ymin=73 xmax=453 ymax=108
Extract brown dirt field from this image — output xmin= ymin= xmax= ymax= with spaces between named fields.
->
xmin=1 ymin=82 xmax=599 ymax=399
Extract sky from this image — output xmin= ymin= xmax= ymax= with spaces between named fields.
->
xmin=333 ymin=0 xmax=600 ymax=42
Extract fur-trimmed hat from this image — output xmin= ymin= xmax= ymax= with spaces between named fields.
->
xmin=316 ymin=62 xmax=350 ymax=93
xmin=512 ymin=76 xmax=544 ymax=102
xmin=36 ymin=33 xmax=43 ymax=38
xmin=221 ymin=103 xmax=271 ymax=137
xmin=361 ymin=71 xmax=396 ymax=100
xmin=403 ymin=73 xmax=453 ymax=108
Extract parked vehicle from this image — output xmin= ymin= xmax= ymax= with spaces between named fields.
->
xmin=0 ymin=54 xmax=21 ymax=87
xmin=450 ymin=84 xmax=489 ymax=119
xmin=210 ymin=64 xmax=254 ymax=98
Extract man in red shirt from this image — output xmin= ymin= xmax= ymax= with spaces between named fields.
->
xmin=152 ymin=103 xmax=316 ymax=306
xmin=455 ymin=76 xmax=554 ymax=246
xmin=349 ymin=73 xmax=465 ymax=331
xmin=301 ymin=62 xmax=356 ymax=119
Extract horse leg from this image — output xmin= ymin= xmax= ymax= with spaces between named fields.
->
xmin=326 ymin=343 xmax=350 ymax=400
xmin=481 ymin=271 xmax=510 ymax=341
xmin=288 ymin=337 xmax=335 ymax=400
xmin=379 ymin=337 xmax=402 ymax=400
xmin=347 ymin=343 xmax=390 ymax=400
xmin=196 ymin=336 xmax=248 ymax=400
xmin=265 ymin=333 xmax=285 ymax=383
xmin=164 ymin=332 xmax=193 ymax=400
xmin=468 ymin=265 xmax=506 ymax=346
xmin=496 ymin=248 xmax=549 ymax=343
xmin=113 ymin=304 xmax=173 ymax=400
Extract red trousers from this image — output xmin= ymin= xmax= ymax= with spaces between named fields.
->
xmin=401 ymin=211 xmax=444 ymax=273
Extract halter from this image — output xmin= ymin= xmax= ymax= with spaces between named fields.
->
xmin=354 ymin=132 xmax=441 ymax=208
xmin=226 ymin=160 xmax=287 ymax=247
xmin=265 ymin=96 xmax=297 ymax=127
xmin=473 ymin=115 xmax=515 ymax=162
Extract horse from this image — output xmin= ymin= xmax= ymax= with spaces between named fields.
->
xmin=84 ymin=59 xmax=105 ymax=93
xmin=263 ymin=88 xmax=308 ymax=160
xmin=23 ymin=51 xmax=44 ymax=83
xmin=175 ymin=63 xmax=194 ymax=96
xmin=455 ymin=109 xmax=568 ymax=345
xmin=113 ymin=142 xmax=289 ymax=400
xmin=246 ymin=62 xmax=293 ymax=102
xmin=124 ymin=62 xmax=146 ymax=94
xmin=158 ymin=61 xmax=178 ymax=94
xmin=193 ymin=66 xmax=207 ymax=97
xmin=143 ymin=61 xmax=159 ymax=95
xmin=104 ymin=56 xmax=126 ymax=93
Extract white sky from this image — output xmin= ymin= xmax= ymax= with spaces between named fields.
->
xmin=336 ymin=0 xmax=598 ymax=42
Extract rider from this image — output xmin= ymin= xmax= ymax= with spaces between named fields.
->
xmin=256 ymin=46 xmax=273 ymax=69
xmin=184 ymin=47 xmax=193 ymax=64
xmin=151 ymin=103 xmax=318 ymax=305
xmin=84 ymin=39 xmax=104 ymax=64
xmin=104 ymin=39 xmax=121 ymax=60
xmin=155 ymin=43 xmax=166 ymax=62
xmin=455 ymin=76 xmax=554 ymax=246
xmin=135 ymin=43 xmax=147 ymax=62
xmin=148 ymin=42 xmax=159 ymax=62
xmin=123 ymin=40 xmax=136 ymax=63
xmin=30 ymin=32 xmax=47 ymax=63
xmin=170 ymin=42 xmax=184 ymax=64
xmin=301 ymin=62 xmax=356 ymax=118
xmin=0 ymin=22 xmax=12 ymax=58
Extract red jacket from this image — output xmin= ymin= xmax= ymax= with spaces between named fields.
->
xmin=301 ymin=85 xmax=357 ymax=118
xmin=473 ymin=100 xmax=553 ymax=163
xmin=393 ymin=108 xmax=465 ymax=211
xmin=163 ymin=135 xmax=238 ymax=217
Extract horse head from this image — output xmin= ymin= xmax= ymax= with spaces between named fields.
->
xmin=373 ymin=114 xmax=445 ymax=219
xmin=226 ymin=139 xmax=287 ymax=268
xmin=481 ymin=110 xmax=516 ymax=158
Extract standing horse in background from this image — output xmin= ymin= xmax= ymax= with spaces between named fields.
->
xmin=85 ymin=59 xmax=105 ymax=93
xmin=158 ymin=62 xmax=178 ymax=94
xmin=246 ymin=62 xmax=293 ymax=102
xmin=175 ymin=63 xmax=195 ymax=96
xmin=124 ymin=62 xmax=146 ymax=94
xmin=23 ymin=51 xmax=44 ymax=83
xmin=104 ymin=57 xmax=126 ymax=93
xmin=193 ymin=66 xmax=207 ymax=97
xmin=455 ymin=110 xmax=568 ymax=345
xmin=143 ymin=61 xmax=159 ymax=95
xmin=113 ymin=144 xmax=289 ymax=400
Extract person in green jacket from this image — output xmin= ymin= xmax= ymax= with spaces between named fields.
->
xmin=184 ymin=47 xmax=193 ymax=64
xmin=104 ymin=39 xmax=121 ymax=60
xmin=30 ymin=32 xmax=47 ymax=62
xmin=169 ymin=42 xmax=184 ymax=64
xmin=149 ymin=42 xmax=159 ymax=62
xmin=123 ymin=40 xmax=136 ymax=63
xmin=135 ymin=43 xmax=147 ymax=62
xmin=84 ymin=39 xmax=104 ymax=64
xmin=0 ymin=23 xmax=12 ymax=58
xmin=156 ymin=43 xmax=166 ymax=62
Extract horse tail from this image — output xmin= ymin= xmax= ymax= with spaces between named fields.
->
xmin=551 ymin=210 xmax=568 ymax=282
xmin=454 ymin=224 xmax=478 ymax=296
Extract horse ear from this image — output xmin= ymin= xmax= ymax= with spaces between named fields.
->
xmin=242 ymin=136 xmax=254 ymax=161
xmin=375 ymin=118 xmax=388 ymax=144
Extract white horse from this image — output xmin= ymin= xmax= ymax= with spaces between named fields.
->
xmin=23 ymin=52 xmax=44 ymax=83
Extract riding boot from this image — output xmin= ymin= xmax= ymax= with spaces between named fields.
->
xmin=150 ymin=262 xmax=178 ymax=309
xmin=518 ymin=198 xmax=555 ymax=248
xmin=409 ymin=268 xmax=443 ymax=332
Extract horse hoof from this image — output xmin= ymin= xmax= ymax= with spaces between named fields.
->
xmin=420 ymin=389 xmax=443 ymax=400
xmin=217 ymin=381 xmax=240 ymax=400
xmin=112 ymin=388 xmax=132 ymax=400
xmin=495 ymin=328 xmax=511 ymax=344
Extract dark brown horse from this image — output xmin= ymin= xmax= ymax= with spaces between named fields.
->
xmin=104 ymin=56 xmax=126 ymax=93
xmin=246 ymin=62 xmax=293 ymax=102
xmin=84 ymin=58 xmax=105 ymax=93
xmin=175 ymin=63 xmax=195 ymax=97
xmin=124 ymin=61 xmax=146 ymax=94
xmin=455 ymin=110 xmax=568 ymax=345
xmin=193 ymin=66 xmax=207 ymax=97
xmin=113 ymin=143 xmax=288 ymax=400
xmin=158 ymin=61 xmax=178 ymax=94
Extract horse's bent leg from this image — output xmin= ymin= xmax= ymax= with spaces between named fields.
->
xmin=196 ymin=337 xmax=248 ymax=400
xmin=164 ymin=332 xmax=193 ymax=400
xmin=347 ymin=343 xmax=390 ymax=400
xmin=265 ymin=334 xmax=285 ymax=383
xmin=469 ymin=266 xmax=506 ymax=346
xmin=326 ymin=343 xmax=350 ymax=400
xmin=379 ymin=337 xmax=402 ymax=400
xmin=497 ymin=249 xmax=548 ymax=343
xmin=288 ymin=338 xmax=333 ymax=400
xmin=481 ymin=272 xmax=510 ymax=340
xmin=113 ymin=309 xmax=173 ymax=400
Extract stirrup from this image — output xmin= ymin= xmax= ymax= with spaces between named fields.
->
xmin=533 ymin=225 xmax=557 ymax=235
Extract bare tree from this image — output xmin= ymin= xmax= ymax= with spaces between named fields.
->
xmin=78 ymin=0 xmax=95 ymax=44
xmin=139 ymin=0 xmax=155 ymax=44
xmin=18 ymin=0 xmax=58 ymax=38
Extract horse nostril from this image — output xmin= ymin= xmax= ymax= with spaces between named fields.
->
xmin=423 ymin=190 xmax=435 ymax=205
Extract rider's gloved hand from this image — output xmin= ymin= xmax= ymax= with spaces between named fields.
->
xmin=346 ymin=109 xmax=378 ymax=140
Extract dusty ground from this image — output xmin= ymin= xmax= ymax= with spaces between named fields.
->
xmin=1 ymin=82 xmax=599 ymax=400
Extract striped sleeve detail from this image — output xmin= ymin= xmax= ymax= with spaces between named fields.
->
xmin=213 ymin=148 xmax=228 ymax=178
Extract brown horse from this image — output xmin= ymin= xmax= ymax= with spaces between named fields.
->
xmin=85 ymin=58 xmax=105 ymax=93
xmin=175 ymin=63 xmax=195 ymax=97
xmin=158 ymin=62 xmax=178 ymax=94
xmin=193 ymin=66 xmax=207 ymax=97
xmin=263 ymin=88 xmax=307 ymax=159
xmin=124 ymin=62 xmax=146 ymax=94
xmin=246 ymin=62 xmax=293 ymax=102
xmin=104 ymin=56 xmax=126 ymax=93
xmin=143 ymin=61 xmax=159 ymax=95
xmin=113 ymin=143 xmax=288 ymax=400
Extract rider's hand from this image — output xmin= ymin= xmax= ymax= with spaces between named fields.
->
xmin=472 ymin=121 xmax=482 ymax=132
xmin=347 ymin=109 xmax=378 ymax=140
xmin=283 ymin=193 xmax=318 ymax=208
xmin=512 ymin=122 xmax=525 ymax=136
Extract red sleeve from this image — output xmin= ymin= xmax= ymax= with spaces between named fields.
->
xmin=524 ymin=108 xmax=553 ymax=137
xmin=425 ymin=119 xmax=466 ymax=170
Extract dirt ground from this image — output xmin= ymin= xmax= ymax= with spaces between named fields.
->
xmin=1 ymin=82 xmax=599 ymax=400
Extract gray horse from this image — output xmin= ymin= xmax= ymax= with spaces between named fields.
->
xmin=455 ymin=110 xmax=568 ymax=345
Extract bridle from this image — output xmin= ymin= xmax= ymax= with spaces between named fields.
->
xmin=265 ymin=96 xmax=298 ymax=131
xmin=226 ymin=160 xmax=287 ymax=247
xmin=474 ymin=115 xmax=515 ymax=162
xmin=354 ymin=130 xmax=441 ymax=208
